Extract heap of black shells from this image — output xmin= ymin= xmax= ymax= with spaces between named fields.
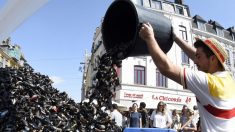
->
xmin=82 ymin=52 xmax=122 ymax=131
xmin=0 ymin=52 xmax=122 ymax=131
xmin=0 ymin=65 xmax=80 ymax=131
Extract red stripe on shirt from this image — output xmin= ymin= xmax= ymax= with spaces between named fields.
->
xmin=204 ymin=104 xmax=235 ymax=119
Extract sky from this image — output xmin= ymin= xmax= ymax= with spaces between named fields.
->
xmin=0 ymin=0 xmax=234 ymax=103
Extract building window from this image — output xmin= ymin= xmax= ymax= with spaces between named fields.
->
xmin=197 ymin=21 xmax=206 ymax=31
xmin=225 ymin=49 xmax=231 ymax=67
xmin=0 ymin=57 xmax=2 ymax=68
xmin=156 ymin=69 xmax=167 ymax=87
xmin=233 ymin=51 xmax=235 ymax=68
xmin=216 ymin=27 xmax=224 ymax=37
xmin=175 ymin=5 xmax=184 ymax=15
xmin=133 ymin=0 xmax=143 ymax=6
xmin=143 ymin=0 xmax=151 ymax=7
xmin=182 ymin=50 xmax=190 ymax=64
xmin=134 ymin=65 xmax=146 ymax=85
xmin=98 ymin=40 xmax=102 ymax=46
xmin=162 ymin=2 xmax=174 ymax=13
xmin=94 ymin=58 xmax=97 ymax=70
xmin=151 ymin=0 xmax=161 ymax=10
xmin=179 ymin=25 xmax=187 ymax=40
xmin=179 ymin=25 xmax=189 ymax=65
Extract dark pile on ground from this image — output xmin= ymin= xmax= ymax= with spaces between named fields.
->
xmin=0 ymin=52 xmax=121 ymax=132
xmin=0 ymin=66 xmax=80 ymax=131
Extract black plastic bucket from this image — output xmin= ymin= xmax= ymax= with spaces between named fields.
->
xmin=102 ymin=0 xmax=173 ymax=60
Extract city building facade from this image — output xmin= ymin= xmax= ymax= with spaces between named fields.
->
xmin=0 ymin=37 xmax=26 ymax=68
xmin=81 ymin=0 xmax=235 ymax=111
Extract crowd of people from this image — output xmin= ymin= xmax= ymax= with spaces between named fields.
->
xmin=108 ymin=101 xmax=200 ymax=132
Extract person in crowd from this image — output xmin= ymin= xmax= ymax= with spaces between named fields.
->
xmin=110 ymin=104 xmax=123 ymax=130
xmin=122 ymin=111 xmax=128 ymax=131
xmin=164 ymin=103 xmax=171 ymax=116
xmin=128 ymin=103 xmax=142 ymax=128
xmin=128 ymin=106 xmax=133 ymax=113
xmin=150 ymin=101 xmax=172 ymax=128
xmin=171 ymin=109 xmax=180 ymax=130
xmin=139 ymin=22 xmax=235 ymax=131
xmin=180 ymin=109 xmax=197 ymax=132
xmin=180 ymin=105 xmax=188 ymax=129
xmin=192 ymin=105 xmax=199 ymax=125
xmin=196 ymin=117 xmax=201 ymax=132
xmin=148 ymin=109 xmax=154 ymax=127
xmin=138 ymin=102 xmax=149 ymax=128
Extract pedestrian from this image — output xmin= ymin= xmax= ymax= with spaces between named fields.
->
xmin=110 ymin=104 xmax=123 ymax=131
xmin=148 ymin=109 xmax=154 ymax=128
xmin=122 ymin=111 xmax=128 ymax=131
xmin=180 ymin=105 xmax=188 ymax=130
xmin=179 ymin=109 xmax=197 ymax=132
xmin=193 ymin=105 xmax=199 ymax=122
xmin=128 ymin=103 xmax=142 ymax=128
xmin=163 ymin=103 xmax=171 ymax=116
xmin=171 ymin=109 xmax=180 ymax=130
xmin=150 ymin=101 xmax=172 ymax=128
xmin=192 ymin=105 xmax=199 ymax=126
xmin=139 ymin=22 xmax=235 ymax=132
xmin=138 ymin=102 xmax=149 ymax=128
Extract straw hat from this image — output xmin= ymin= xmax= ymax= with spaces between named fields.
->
xmin=196 ymin=37 xmax=228 ymax=70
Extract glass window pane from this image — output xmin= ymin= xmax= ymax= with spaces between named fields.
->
xmin=134 ymin=65 xmax=145 ymax=85
xmin=216 ymin=28 xmax=224 ymax=37
xmin=179 ymin=25 xmax=187 ymax=40
xmin=143 ymin=0 xmax=151 ymax=7
xmin=151 ymin=1 xmax=161 ymax=10
xmin=162 ymin=2 xmax=174 ymax=13
xmin=175 ymin=6 xmax=184 ymax=15
xmin=233 ymin=51 xmax=235 ymax=68
xmin=156 ymin=69 xmax=167 ymax=87
xmin=226 ymin=49 xmax=231 ymax=66
xmin=197 ymin=21 xmax=205 ymax=31
xmin=132 ymin=0 xmax=143 ymax=6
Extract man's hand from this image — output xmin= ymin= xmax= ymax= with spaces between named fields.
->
xmin=139 ymin=22 xmax=155 ymax=42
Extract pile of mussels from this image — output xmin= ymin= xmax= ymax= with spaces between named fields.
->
xmin=0 ymin=52 xmax=122 ymax=131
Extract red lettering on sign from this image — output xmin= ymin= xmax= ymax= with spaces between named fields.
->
xmin=152 ymin=95 xmax=182 ymax=103
xmin=124 ymin=92 xmax=143 ymax=99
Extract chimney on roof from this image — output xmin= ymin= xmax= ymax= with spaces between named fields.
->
xmin=208 ymin=19 xmax=214 ymax=24
xmin=175 ymin=0 xmax=184 ymax=5
xmin=227 ymin=26 xmax=235 ymax=32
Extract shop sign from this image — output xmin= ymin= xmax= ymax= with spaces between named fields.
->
xmin=124 ymin=92 xmax=143 ymax=99
xmin=121 ymin=90 xmax=195 ymax=105
xmin=152 ymin=94 xmax=192 ymax=104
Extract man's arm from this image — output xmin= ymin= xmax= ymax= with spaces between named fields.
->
xmin=139 ymin=23 xmax=181 ymax=84
xmin=173 ymin=33 xmax=196 ymax=61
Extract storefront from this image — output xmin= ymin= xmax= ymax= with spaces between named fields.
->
xmin=114 ymin=89 xmax=197 ymax=111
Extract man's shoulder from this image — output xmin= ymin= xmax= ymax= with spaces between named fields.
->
xmin=139 ymin=109 xmax=148 ymax=113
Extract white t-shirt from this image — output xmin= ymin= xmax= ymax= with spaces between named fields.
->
xmin=181 ymin=68 xmax=235 ymax=132
xmin=110 ymin=109 xmax=123 ymax=127
xmin=150 ymin=110 xmax=172 ymax=128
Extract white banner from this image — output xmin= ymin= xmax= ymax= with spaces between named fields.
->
xmin=0 ymin=0 xmax=49 ymax=41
